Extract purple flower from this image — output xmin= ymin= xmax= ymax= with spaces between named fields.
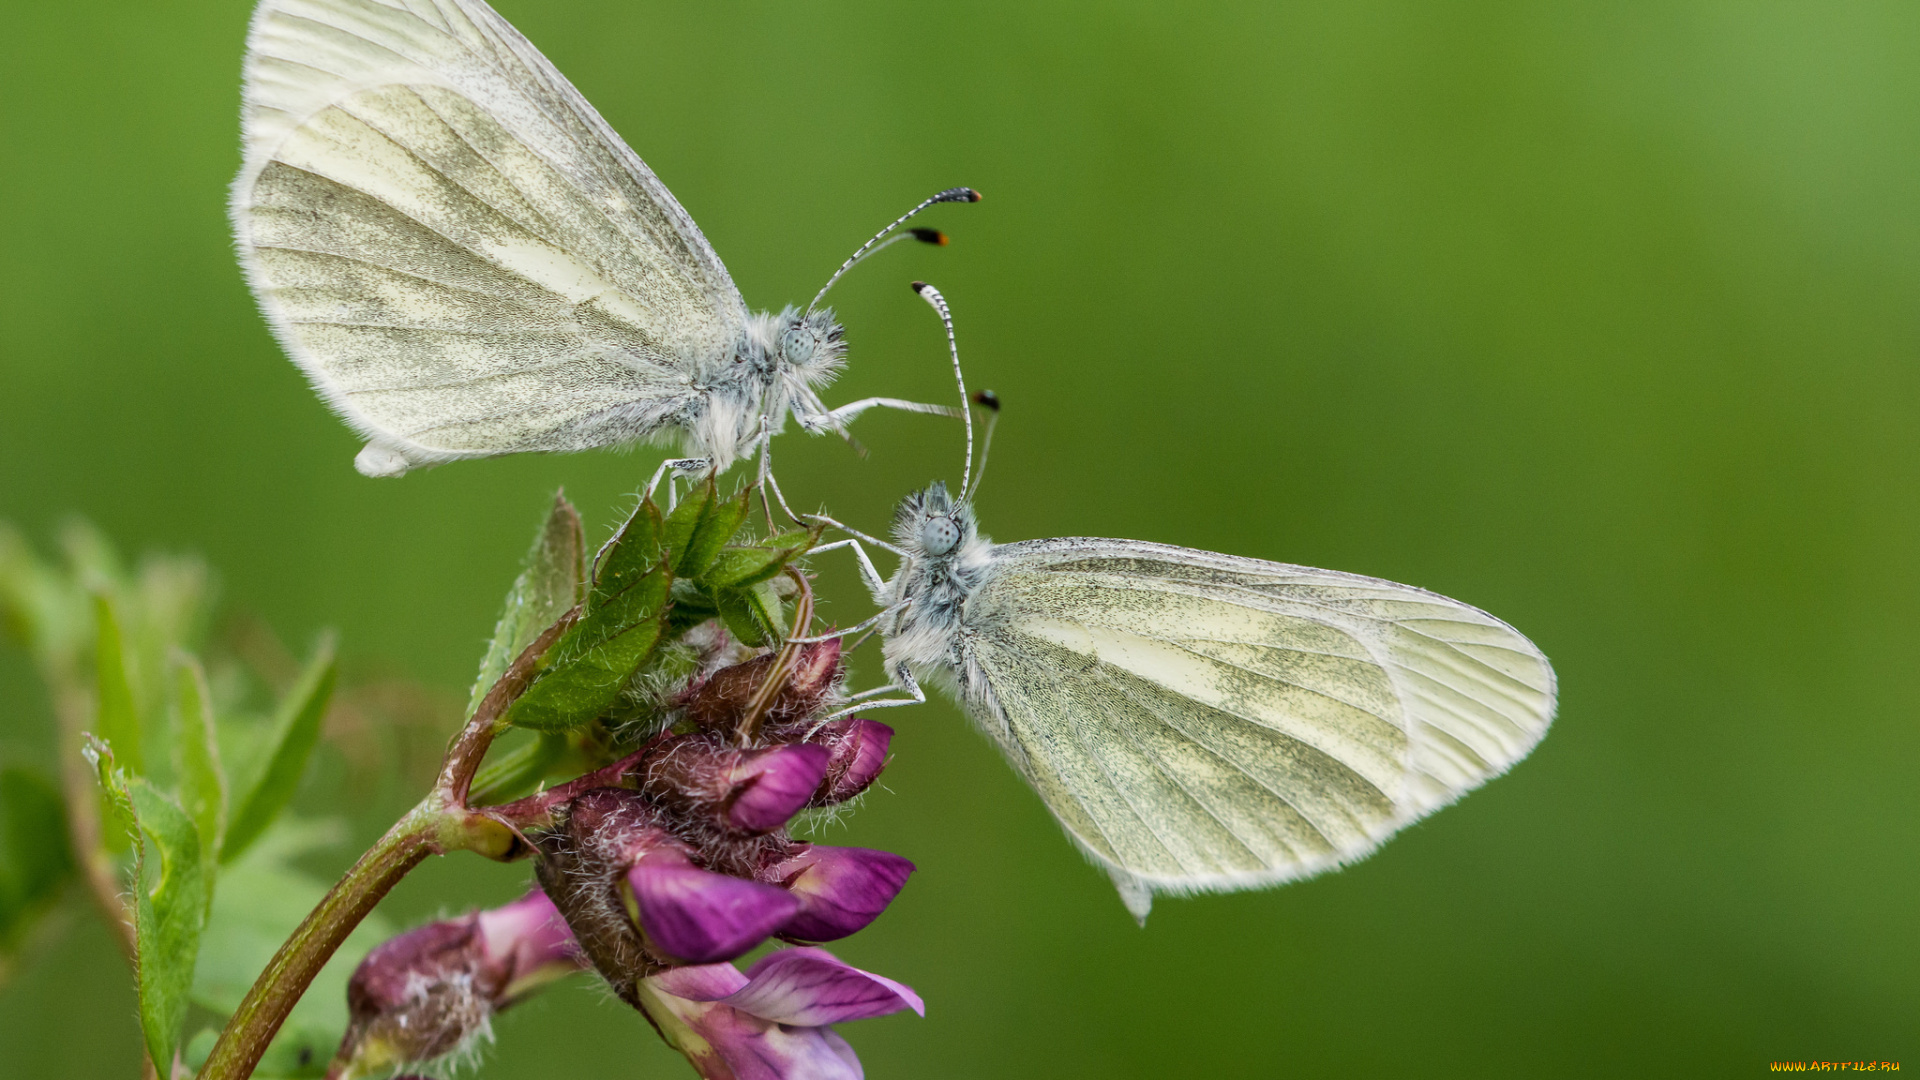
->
xmin=638 ymin=948 xmax=923 ymax=1080
xmin=642 ymin=737 xmax=832 ymax=834
xmin=626 ymin=848 xmax=800 ymax=965
xmin=764 ymin=846 xmax=915 ymax=943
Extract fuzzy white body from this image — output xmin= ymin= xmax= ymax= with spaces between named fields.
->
xmin=232 ymin=0 xmax=844 ymax=476
xmin=874 ymin=483 xmax=1558 ymax=918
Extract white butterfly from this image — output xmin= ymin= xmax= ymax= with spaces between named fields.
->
xmin=232 ymin=0 xmax=973 ymax=479
xmin=804 ymin=287 xmax=1557 ymax=921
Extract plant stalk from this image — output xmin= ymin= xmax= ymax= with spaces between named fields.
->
xmin=193 ymin=613 xmax=574 ymax=1079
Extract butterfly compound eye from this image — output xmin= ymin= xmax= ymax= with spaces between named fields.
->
xmin=779 ymin=323 xmax=817 ymax=366
xmin=919 ymin=516 xmax=961 ymax=556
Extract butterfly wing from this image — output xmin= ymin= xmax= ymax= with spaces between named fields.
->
xmin=234 ymin=0 xmax=750 ymax=473
xmin=955 ymin=538 xmax=1556 ymax=914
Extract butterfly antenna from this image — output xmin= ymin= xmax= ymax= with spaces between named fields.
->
xmin=965 ymin=390 xmax=1000 ymax=502
xmin=808 ymin=188 xmax=982 ymax=313
xmin=910 ymin=281 xmax=973 ymax=496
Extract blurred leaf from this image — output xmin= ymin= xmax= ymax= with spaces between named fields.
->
xmin=714 ymin=579 xmax=787 ymax=648
xmin=0 ymin=524 xmax=88 ymax=665
xmin=0 ymin=766 xmax=74 ymax=971
xmin=507 ymin=566 xmax=669 ymax=733
xmin=173 ymin=655 xmax=225 ymax=880
xmin=222 ymin=638 xmax=337 ymax=864
xmin=468 ymin=493 xmax=586 ymax=717
xmin=93 ymin=594 xmax=143 ymax=775
xmin=192 ymin=819 xmax=390 ymax=1078
xmin=88 ymin=736 xmax=209 ymax=1076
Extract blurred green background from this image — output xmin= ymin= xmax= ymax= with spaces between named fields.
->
xmin=4 ymin=0 xmax=1917 ymax=1075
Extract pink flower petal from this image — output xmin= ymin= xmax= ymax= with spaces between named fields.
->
xmin=628 ymin=856 xmax=801 ymax=965
xmin=768 ymin=846 xmax=915 ymax=942
xmin=723 ymin=947 xmax=924 ymax=1025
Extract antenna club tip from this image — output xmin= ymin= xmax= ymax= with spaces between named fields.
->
xmin=909 ymin=228 xmax=950 ymax=246
xmin=972 ymin=389 xmax=1001 ymax=412
xmin=933 ymin=187 xmax=983 ymax=205
xmin=910 ymin=280 xmax=930 ymax=294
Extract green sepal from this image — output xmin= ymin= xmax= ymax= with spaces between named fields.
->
xmin=662 ymin=483 xmax=752 ymax=579
xmin=93 ymin=593 xmax=143 ymax=775
xmin=700 ymin=526 xmax=818 ymax=591
xmin=660 ymin=482 xmax=715 ymax=570
xmin=593 ymin=499 xmax=665 ymax=609
xmin=222 ymin=638 xmax=337 ymax=864
xmin=507 ymin=565 xmax=671 ymax=733
xmin=469 ymin=493 xmax=587 ymax=717
xmin=88 ymin=736 xmax=209 ymax=1076
xmin=713 ymin=579 xmax=788 ymax=648
xmin=0 ymin=766 xmax=74 ymax=963
xmin=173 ymin=654 xmax=225 ymax=891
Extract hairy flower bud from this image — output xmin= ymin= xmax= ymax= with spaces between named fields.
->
xmin=642 ymin=737 xmax=832 ymax=834
xmin=804 ymin=718 xmax=893 ymax=806
xmin=679 ymin=639 xmax=843 ymax=732
xmin=332 ymin=891 xmax=580 ymax=1078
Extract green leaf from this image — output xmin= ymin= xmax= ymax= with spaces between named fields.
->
xmin=659 ymin=481 xmax=716 ymax=571
xmin=191 ymin=819 xmax=391 ymax=1078
xmin=507 ymin=566 xmax=670 ymax=733
xmin=93 ymin=593 xmax=143 ymax=775
xmin=676 ymin=487 xmax=752 ymax=579
xmin=88 ymin=737 xmax=209 ymax=1076
xmin=592 ymin=498 xmax=664 ymax=609
xmin=0 ymin=766 xmax=74 ymax=964
xmin=222 ymin=638 xmax=337 ymax=864
xmin=468 ymin=493 xmax=586 ymax=717
xmin=700 ymin=528 xmax=818 ymax=591
xmin=714 ymin=579 xmax=788 ymax=648
xmin=173 ymin=654 xmax=226 ymax=879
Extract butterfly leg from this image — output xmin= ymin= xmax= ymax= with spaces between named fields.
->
xmin=819 ymin=397 xmax=961 ymax=426
xmin=807 ymin=538 xmax=889 ymax=596
xmin=787 ymin=600 xmax=905 ymax=645
xmin=813 ymin=663 xmax=925 ymax=728
xmin=644 ymin=457 xmax=712 ymax=507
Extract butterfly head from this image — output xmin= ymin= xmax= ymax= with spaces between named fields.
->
xmin=771 ymin=306 xmax=846 ymax=388
xmin=893 ymin=481 xmax=979 ymax=561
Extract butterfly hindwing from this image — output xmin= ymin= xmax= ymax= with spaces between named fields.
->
xmin=957 ymin=538 xmax=1557 ymax=895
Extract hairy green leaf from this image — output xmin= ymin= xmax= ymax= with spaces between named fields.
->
xmin=0 ymin=766 xmax=74 ymax=965
xmin=469 ymin=493 xmax=586 ymax=716
xmin=89 ymin=737 xmax=209 ymax=1075
xmin=507 ymin=565 xmax=670 ymax=733
xmin=593 ymin=498 xmax=664 ymax=609
xmin=93 ymin=594 xmax=143 ymax=775
xmin=659 ymin=482 xmax=715 ymax=570
xmin=676 ymin=488 xmax=752 ymax=579
xmin=223 ymin=638 xmax=337 ymax=864
xmin=173 ymin=654 xmax=226 ymax=879
xmin=700 ymin=527 xmax=818 ymax=591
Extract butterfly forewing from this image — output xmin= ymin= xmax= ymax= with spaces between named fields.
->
xmin=959 ymin=539 xmax=1556 ymax=894
xmin=235 ymin=0 xmax=747 ymax=465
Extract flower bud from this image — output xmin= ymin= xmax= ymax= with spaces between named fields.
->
xmin=679 ymin=639 xmax=843 ymax=733
xmin=806 ymin=718 xmax=893 ymax=806
xmin=764 ymin=845 xmax=915 ymax=942
xmin=643 ymin=738 xmax=831 ymax=835
xmin=333 ymin=891 xmax=580 ymax=1077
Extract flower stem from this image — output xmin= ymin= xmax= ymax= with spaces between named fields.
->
xmin=196 ymin=807 xmax=434 ymax=1080
xmin=193 ymin=613 xmax=575 ymax=1079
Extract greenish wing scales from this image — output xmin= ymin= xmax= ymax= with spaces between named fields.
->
xmin=958 ymin=539 xmax=1556 ymax=895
